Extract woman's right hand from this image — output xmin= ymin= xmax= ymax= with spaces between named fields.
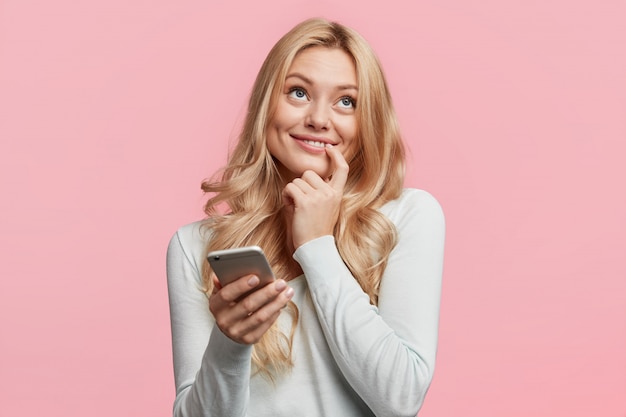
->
xmin=209 ymin=275 xmax=294 ymax=344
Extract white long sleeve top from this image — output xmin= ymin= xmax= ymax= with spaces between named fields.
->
xmin=166 ymin=188 xmax=445 ymax=416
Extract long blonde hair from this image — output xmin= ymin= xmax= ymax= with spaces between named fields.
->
xmin=201 ymin=18 xmax=406 ymax=376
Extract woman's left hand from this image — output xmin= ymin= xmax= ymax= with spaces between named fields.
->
xmin=282 ymin=146 xmax=349 ymax=250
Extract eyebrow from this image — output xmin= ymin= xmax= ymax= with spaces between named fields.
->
xmin=285 ymin=72 xmax=358 ymax=91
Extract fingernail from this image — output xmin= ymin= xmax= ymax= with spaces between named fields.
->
xmin=285 ymin=287 xmax=295 ymax=299
xmin=274 ymin=279 xmax=286 ymax=291
xmin=248 ymin=276 xmax=260 ymax=286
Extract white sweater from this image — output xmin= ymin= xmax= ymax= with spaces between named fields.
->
xmin=166 ymin=188 xmax=445 ymax=416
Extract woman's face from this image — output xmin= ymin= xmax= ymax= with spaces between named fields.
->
xmin=266 ymin=46 xmax=358 ymax=182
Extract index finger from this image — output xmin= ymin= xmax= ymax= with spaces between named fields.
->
xmin=218 ymin=274 xmax=261 ymax=302
xmin=325 ymin=145 xmax=349 ymax=191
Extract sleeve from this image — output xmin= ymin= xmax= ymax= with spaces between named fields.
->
xmin=167 ymin=227 xmax=254 ymax=417
xmin=292 ymin=190 xmax=445 ymax=416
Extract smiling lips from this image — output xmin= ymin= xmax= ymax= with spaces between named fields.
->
xmin=291 ymin=135 xmax=335 ymax=152
xmin=303 ymin=139 xmax=331 ymax=148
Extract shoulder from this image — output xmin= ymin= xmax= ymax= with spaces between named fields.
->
xmin=167 ymin=220 xmax=212 ymax=273
xmin=379 ymin=188 xmax=445 ymax=248
xmin=380 ymin=188 xmax=445 ymax=226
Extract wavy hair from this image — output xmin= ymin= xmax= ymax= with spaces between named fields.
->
xmin=200 ymin=18 xmax=406 ymax=376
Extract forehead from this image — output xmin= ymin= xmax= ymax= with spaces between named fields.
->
xmin=287 ymin=46 xmax=357 ymax=85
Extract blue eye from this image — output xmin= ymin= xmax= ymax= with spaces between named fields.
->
xmin=338 ymin=96 xmax=356 ymax=109
xmin=288 ymin=87 xmax=308 ymax=100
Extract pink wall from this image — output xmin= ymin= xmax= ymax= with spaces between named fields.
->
xmin=1 ymin=1 xmax=624 ymax=416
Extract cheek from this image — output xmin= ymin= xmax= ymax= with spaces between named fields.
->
xmin=343 ymin=140 xmax=359 ymax=164
xmin=266 ymin=124 xmax=285 ymax=159
xmin=337 ymin=118 xmax=358 ymax=145
xmin=272 ymin=100 xmax=299 ymax=129
xmin=266 ymin=109 xmax=287 ymax=148
xmin=339 ymin=120 xmax=359 ymax=161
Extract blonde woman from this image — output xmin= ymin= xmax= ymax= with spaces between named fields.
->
xmin=167 ymin=18 xmax=445 ymax=416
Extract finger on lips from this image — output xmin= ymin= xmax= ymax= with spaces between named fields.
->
xmin=325 ymin=146 xmax=349 ymax=188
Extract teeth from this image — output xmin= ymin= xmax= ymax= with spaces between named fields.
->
xmin=303 ymin=140 xmax=328 ymax=148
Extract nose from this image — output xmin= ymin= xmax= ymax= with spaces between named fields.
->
xmin=305 ymin=102 xmax=330 ymax=130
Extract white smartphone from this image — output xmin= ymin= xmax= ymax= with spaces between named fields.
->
xmin=207 ymin=246 xmax=275 ymax=287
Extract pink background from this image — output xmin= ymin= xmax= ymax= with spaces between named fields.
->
xmin=1 ymin=0 xmax=624 ymax=416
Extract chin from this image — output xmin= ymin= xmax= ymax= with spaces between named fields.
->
xmin=301 ymin=163 xmax=331 ymax=178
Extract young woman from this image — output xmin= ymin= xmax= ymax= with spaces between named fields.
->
xmin=167 ymin=18 xmax=445 ymax=416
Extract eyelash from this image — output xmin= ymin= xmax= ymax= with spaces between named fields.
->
xmin=287 ymin=87 xmax=357 ymax=109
